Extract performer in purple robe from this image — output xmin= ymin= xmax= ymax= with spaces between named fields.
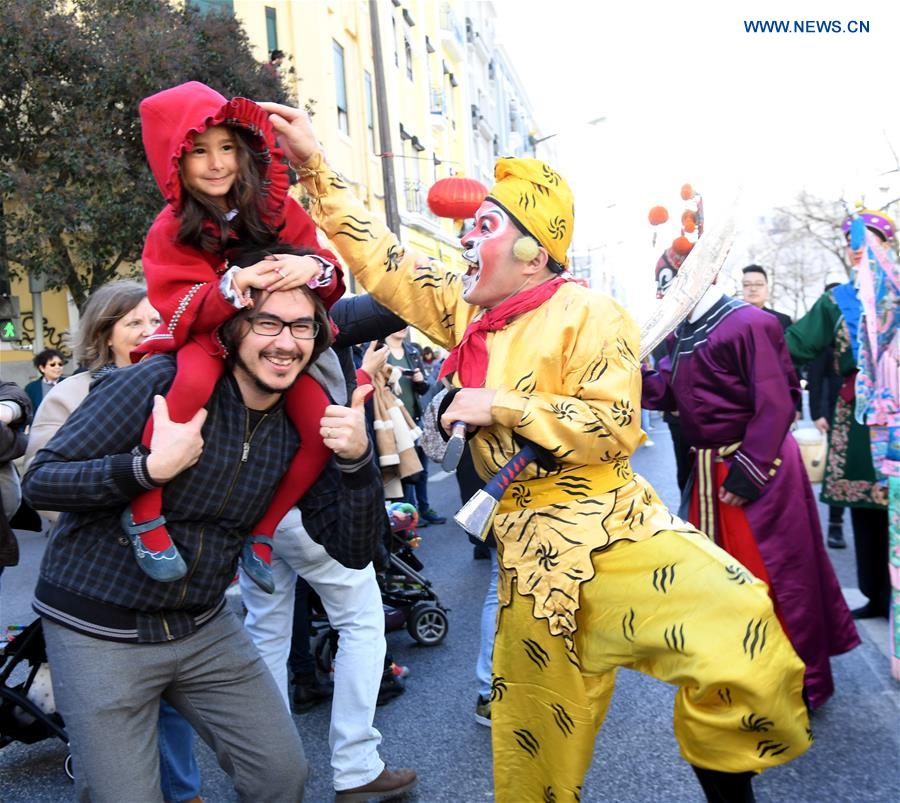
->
xmin=642 ymin=285 xmax=860 ymax=710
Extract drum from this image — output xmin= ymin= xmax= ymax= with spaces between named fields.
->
xmin=793 ymin=427 xmax=827 ymax=484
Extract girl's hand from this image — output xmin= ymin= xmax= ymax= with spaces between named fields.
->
xmin=361 ymin=340 xmax=389 ymax=378
xmin=234 ymin=260 xmax=277 ymax=290
xmin=263 ymin=254 xmax=323 ymax=292
xmin=234 ymin=255 xmax=322 ymax=295
xmin=258 ymin=102 xmax=320 ymax=166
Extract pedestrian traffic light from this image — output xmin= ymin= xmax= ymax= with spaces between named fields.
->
xmin=0 ymin=294 xmax=21 ymax=343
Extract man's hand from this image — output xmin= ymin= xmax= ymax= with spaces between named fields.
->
xmin=258 ymin=102 xmax=320 ymax=166
xmin=320 ymin=385 xmax=372 ymax=461
xmin=410 ymin=369 xmax=425 ymax=383
xmin=814 ymin=416 xmax=829 ymax=434
xmin=145 ymin=396 xmax=207 ymax=484
xmin=718 ymin=487 xmax=748 ymax=507
xmin=440 ymin=388 xmax=497 ymax=434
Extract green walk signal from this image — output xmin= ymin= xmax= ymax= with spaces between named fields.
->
xmin=0 ymin=318 xmax=19 ymax=342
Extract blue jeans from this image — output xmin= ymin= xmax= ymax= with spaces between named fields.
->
xmin=158 ymin=700 xmax=200 ymax=803
xmin=476 ymin=550 xmax=499 ymax=699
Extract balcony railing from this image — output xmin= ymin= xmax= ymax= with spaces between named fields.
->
xmin=440 ymin=4 xmax=465 ymax=50
xmin=430 ymin=87 xmax=445 ymax=115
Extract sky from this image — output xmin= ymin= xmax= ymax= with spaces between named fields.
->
xmin=493 ymin=0 xmax=900 ymax=307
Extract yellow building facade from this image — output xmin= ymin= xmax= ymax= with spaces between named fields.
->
xmin=234 ymin=0 xmax=469 ymax=278
xmin=0 ymin=1 xmax=472 ymax=377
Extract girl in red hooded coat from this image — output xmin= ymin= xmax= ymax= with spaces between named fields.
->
xmin=128 ymin=81 xmax=344 ymax=593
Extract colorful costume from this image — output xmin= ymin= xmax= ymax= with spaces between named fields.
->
xmin=785 ymin=210 xmax=900 ymax=640
xmin=298 ymin=152 xmax=812 ymax=800
xmin=786 ymin=208 xmax=897 ymax=677
xmin=130 ymin=82 xmax=344 ymax=587
xmin=642 ymin=292 xmax=859 ymax=708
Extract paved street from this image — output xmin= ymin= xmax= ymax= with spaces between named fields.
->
xmin=1 ymin=415 xmax=898 ymax=802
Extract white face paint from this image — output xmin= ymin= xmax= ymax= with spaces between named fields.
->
xmin=459 ymin=203 xmax=521 ymax=306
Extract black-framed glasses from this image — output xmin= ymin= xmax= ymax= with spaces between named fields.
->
xmin=249 ymin=316 xmax=320 ymax=340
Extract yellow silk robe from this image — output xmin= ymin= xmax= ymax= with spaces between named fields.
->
xmin=299 ymin=154 xmax=692 ymax=658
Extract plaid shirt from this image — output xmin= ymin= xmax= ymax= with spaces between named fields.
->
xmin=24 ymin=355 xmax=382 ymax=643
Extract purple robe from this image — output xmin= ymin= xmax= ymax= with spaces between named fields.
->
xmin=643 ymin=296 xmax=859 ymax=708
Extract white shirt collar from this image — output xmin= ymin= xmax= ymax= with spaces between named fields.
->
xmin=688 ymin=286 xmax=725 ymax=324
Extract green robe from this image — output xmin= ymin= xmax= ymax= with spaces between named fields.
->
xmin=785 ymin=290 xmax=885 ymax=510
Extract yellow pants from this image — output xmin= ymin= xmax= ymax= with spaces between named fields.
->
xmin=492 ymin=529 xmax=811 ymax=802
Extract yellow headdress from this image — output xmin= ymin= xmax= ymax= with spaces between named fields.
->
xmin=487 ymin=158 xmax=574 ymax=269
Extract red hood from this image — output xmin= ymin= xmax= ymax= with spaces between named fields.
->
xmin=139 ymin=81 xmax=288 ymax=225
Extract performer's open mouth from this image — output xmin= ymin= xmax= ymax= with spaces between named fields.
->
xmin=461 ymin=248 xmax=480 ymax=294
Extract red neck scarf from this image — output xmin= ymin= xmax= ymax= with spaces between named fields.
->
xmin=439 ymin=276 xmax=567 ymax=388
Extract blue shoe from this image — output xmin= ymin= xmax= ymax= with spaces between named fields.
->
xmin=120 ymin=507 xmax=187 ymax=582
xmin=241 ymin=537 xmax=274 ymax=594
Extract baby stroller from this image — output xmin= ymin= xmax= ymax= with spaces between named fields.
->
xmin=309 ymin=504 xmax=449 ymax=681
xmin=380 ymin=502 xmax=449 ymax=647
xmin=0 ymin=619 xmax=73 ymax=779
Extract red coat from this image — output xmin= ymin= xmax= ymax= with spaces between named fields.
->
xmin=133 ymin=81 xmax=343 ymax=358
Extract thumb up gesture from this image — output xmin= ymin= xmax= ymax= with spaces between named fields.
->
xmin=319 ymin=384 xmax=373 ymax=460
xmin=145 ymin=396 xmax=208 ymax=484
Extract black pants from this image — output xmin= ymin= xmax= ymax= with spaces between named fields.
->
xmin=850 ymin=506 xmax=890 ymax=612
xmin=667 ymin=417 xmax=693 ymax=493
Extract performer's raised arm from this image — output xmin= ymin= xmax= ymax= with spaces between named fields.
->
xmin=262 ymin=102 xmax=467 ymax=348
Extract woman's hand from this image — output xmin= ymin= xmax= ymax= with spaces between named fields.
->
xmin=361 ymin=340 xmax=389 ymax=378
xmin=258 ymin=102 xmax=321 ymax=166
xmin=320 ymin=385 xmax=373 ymax=461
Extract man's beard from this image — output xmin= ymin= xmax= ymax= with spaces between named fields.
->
xmin=234 ymin=349 xmax=305 ymax=396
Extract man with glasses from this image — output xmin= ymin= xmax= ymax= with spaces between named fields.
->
xmin=234 ymin=247 xmax=419 ymax=802
xmin=24 ymin=285 xmax=384 ymax=802
xmin=741 ymin=264 xmax=793 ymax=331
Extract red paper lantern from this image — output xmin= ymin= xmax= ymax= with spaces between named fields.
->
xmin=680 ymin=183 xmax=694 ymax=201
xmin=648 ymin=205 xmax=669 ymax=226
xmin=427 ymin=176 xmax=489 ymax=219
xmin=672 ymin=236 xmax=694 ymax=256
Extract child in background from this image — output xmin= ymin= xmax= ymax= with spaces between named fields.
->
xmin=127 ymin=82 xmax=344 ymax=592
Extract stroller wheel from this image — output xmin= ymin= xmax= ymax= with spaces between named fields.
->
xmin=407 ymin=603 xmax=448 ymax=646
xmin=64 ymin=753 xmax=74 ymax=781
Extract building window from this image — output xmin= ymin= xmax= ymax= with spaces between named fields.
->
xmin=364 ymin=71 xmax=377 ymax=152
xmin=404 ymin=36 xmax=413 ymax=81
xmin=333 ymin=40 xmax=349 ymax=135
xmin=265 ymin=7 xmax=278 ymax=52
xmin=392 ymin=18 xmax=399 ymax=67
xmin=187 ymin=0 xmax=234 ymax=12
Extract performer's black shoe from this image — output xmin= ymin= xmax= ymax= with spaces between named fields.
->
xmin=851 ymin=601 xmax=888 ymax=620
xmin=826 ymin=524 xmax=846 ymax=549
xmin=692 ymin=766 xmax=755 ymax=803
xmin=473 ymin=544 xmax=491 ymax=560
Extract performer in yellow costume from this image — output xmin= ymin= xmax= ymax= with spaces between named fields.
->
xmin=262 ymin=103 xmax=812 ymax=802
